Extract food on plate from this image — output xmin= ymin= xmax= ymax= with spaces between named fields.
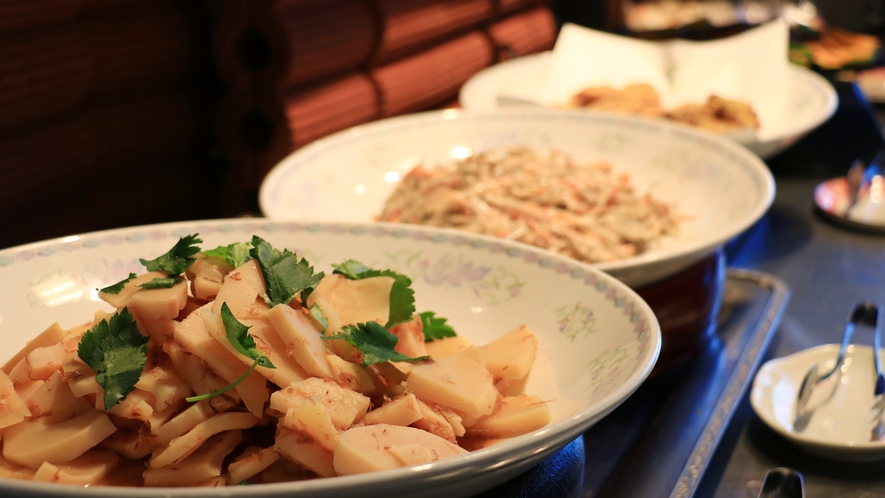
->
xmin=566 ymin=84 xmax=760 ymax=132
xmin=568 ymin=83 xmax=665 ymax=117
xmin=796 ymin=26 xmax=880 ymax=70
xmin=0 ymin=235 xmax=549 ymax=487
xmin=379 ymin=147 xmax=680 ymax=263
xmin=666 ymin=94 xmax=760 ymax=131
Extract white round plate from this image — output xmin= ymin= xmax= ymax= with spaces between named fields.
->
xmin=458 ymin=52 xmax=838 ymax=159
xmin=0 ymin=219 xmax=660 ymax=497
xmin=259 ymin=108 xmax=774 ymax=288
xmin=751 ymin=344 xmax=885 ymax=462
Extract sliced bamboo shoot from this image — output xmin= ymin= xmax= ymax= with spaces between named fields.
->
xmin=0 ymin=370 xmax=30 ymax=429
xmin=228 ymin=446 xmax=280 ymax=484
xmin=173 ymin=305 xmax=268 ymax=417
xmin=265 ymin=305 xmax=332 ymax=379
xmin=274 ymin=426 xmax=336 ymax=478
xmin=2 ymin=323 xmax=65 ymax=375
xmin=144 ymin=429 xmax=242 ymax=487
xmin=333 ymin=424 xmax=467 ymax=476
xmin=269 ymin=378 xmax=369 ymax=431
xmin=362 ymin=393 xmax=422 ymax=427
xmin=405 ymin=346 xmax=497 ymax=420
xmin=3 ymin=409 xmax=117 ymax=468
xmin=32 ymin=448 xmax=119 ymax=485
xmin=279 ymin=396 xmax=339 ymax=452
xmin=149 ymin=412 xmax=259 ymax=468
xmin=211 ymin=260 xmax=268 ymax=319
xmin=464 ymin=394 xmax=551 ymax=438
xmin=128 ymin=279 xmax=189 ymax=321
xmin=310 ymin=274 xmax=394 ymax=326
xmin=480 ymin=325 xmax=538 ymax=381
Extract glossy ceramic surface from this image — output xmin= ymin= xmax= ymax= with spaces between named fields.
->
xmin=814 ymin=176 xmax=885 ymax=232
xmin=259 ymin=108 xmax=774 ymax=288
xmin=0 ymin=219 xmax=660 ymax=497
xmin=458 ymin=52 xmax=838 ymax=159
xmin=751 ymin=344 xmax=885 ymax=462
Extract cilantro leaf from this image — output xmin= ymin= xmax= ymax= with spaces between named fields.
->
xmin=99 ymin=273 xmax=137 ymax=294
xmin=310 ymin=303 xmax=328 ymax=334
xmin=139 ymin=276 xmax=180 ymax=290
xmin=332 ymin=259 xmax=415 ymax=327
xmin=77 ymin=308 xmax=149 ymax=410
xmin=221 ymin=302 xmax=274 ymax=368
xmin=419 ymin=311 xmax=457 ymax=342
xmin=185 ymin=304 xmax=274 ymax=403
xmin=140 ymin=234 xmax=202 ymax=276
xmin=202 ymin=242 xmax=252 ymax=268
xmin=326 ymin=322 xmax=430 ymax=367
xmin=250 ymin=236 xmax=324 ymax=307
xmin=331 ymin=260 xmax=373 ymax=279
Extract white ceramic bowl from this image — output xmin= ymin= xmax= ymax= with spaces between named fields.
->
xmin=0 ymin=219 xmax=660 ymax=497
xmin=751 ymin=344 xmax=885 ymax=462
xmin=458 ymin=52 xmax=838 ymax=159
xmin=259 ymin=108 xmax=774 ymax=288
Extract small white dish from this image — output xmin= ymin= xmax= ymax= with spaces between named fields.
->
xmin=814 ymin=176 xmax=885 ymax=232
xmin=751 ymin=344 xmax=885 ymax=461
xmin=459 ymin=52 xmax=838 ymax=159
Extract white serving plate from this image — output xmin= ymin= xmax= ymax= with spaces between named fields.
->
xmin=751 ymin=344 xmax=885 ymax=462
xmin=0 ymin=219 xmax=660 ymax=497
xmin=459 ymin=52 xmax=838 ymax=159
xmin=259 ymin=108 xmax=774 ymax=288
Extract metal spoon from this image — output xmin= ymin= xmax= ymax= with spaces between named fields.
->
xmin=794 ymin=302 xmax=882 ymax=432
xmin=756 ymin=468 xmax=805 ymax=498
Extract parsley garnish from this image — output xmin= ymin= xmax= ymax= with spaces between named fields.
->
xmin=202 ymin=242 xmax=252 ymax=268
xmin=139 ymin=276 xmax=181 ymax=290
xmin=330 ymin=259 xmax=373 ymax=279
xmin=186 ymin=303 xmax=275 ymax=402
xmin=77 ymin=308 xmax=149 ymax=410
xmin=99 ymin=273 xmax=137 ymax=294
xmin=310 ymin=303 xmax=328 ymax=334
xmin=140 ymin=234 xmax=202 ymax=276
xmin=325 ymin=322 xmax=430 ymax=367
xmin=250 ymin=236 xmax=324 ymax=307
xmin=331 ymin=260 xmax=415 ymax=327
xmin=221 ymin=302 xmax=274 ymax=369
xmin=418 ymin=311 xmax=457 ymax=342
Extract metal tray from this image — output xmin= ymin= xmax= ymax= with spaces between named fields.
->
xmin=477 ymin=268 xmax=791 ymax=497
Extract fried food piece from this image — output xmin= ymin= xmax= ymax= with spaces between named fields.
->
xmin=666 ymin=94 xmax=759 ymax=131
xmin=568 ymin=83 xmax=664 ymax=117
xmin=807 ymin=27 xmax=879 ymax=70
xmin=569 ymin=83 xmax=758 ymax=132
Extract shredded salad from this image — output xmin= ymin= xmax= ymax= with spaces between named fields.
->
xmin=379 ymin=147 xmax=680 ymax=263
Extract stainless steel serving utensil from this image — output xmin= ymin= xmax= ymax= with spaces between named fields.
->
xmin=756 ymin=468 xmax=805 ymax=498
xmin=794 ymin=302 xmax=883 ymax=432
xmin=847 ymin=150 xmax=884 ymax=214
xmin=869 ymin=305 xmax=885 ymax=441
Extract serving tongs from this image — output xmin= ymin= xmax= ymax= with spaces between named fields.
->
xmin=793 ymin=302 xmax=885 ymax=433
xmin=846 ymin=150 xmax=883 ymax=213
xmin=755 ymin=467 xmax=805 ymax=498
